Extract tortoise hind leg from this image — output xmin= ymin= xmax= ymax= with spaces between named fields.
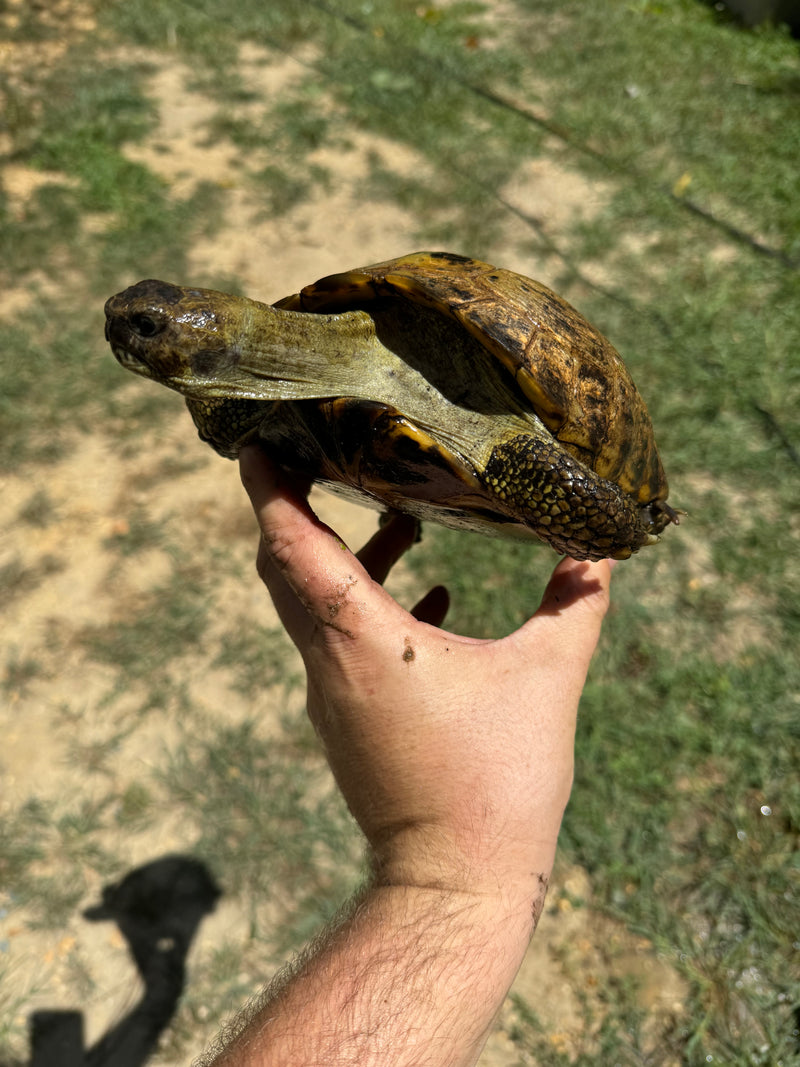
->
xmin=482 ymin=434 xmax=658 ymax=561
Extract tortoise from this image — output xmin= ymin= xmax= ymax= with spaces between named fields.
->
xmin=104 ymin=251 xmax=679 ymax=561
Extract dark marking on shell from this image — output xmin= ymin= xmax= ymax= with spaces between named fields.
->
xmin=429 ymin=251 xmax=473 ymax=264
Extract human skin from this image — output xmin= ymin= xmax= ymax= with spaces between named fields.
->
xmin=202 ymin=445 xmax=613 ymax=1067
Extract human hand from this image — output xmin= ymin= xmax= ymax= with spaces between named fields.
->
xmin=239 ymin=445 xmax=612 ymax=911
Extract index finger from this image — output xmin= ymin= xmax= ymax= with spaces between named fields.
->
xmin=239 ymin=446 xmax=404 ymax=645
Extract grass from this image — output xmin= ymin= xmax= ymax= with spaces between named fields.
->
xmin=508 ymin=985 xmax=665 ymax=1066
xmin=81 ymin=567 xmax=212 ymax=681
xmin=1 ymin=0 xmax=798 ymax=1063
xmin=213 ymin=623 xmax=301 ymax=699
xmin=1 ymin=651 xmax=47 ymax=699
xmin=0 ymin=798 xmax=118 ymax=927
xmin=159 ymin=720 xmax=361 ymax=945
xmin=511 ymin=0 xmax=800 ymax=259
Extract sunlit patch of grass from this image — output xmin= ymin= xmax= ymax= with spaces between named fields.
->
xmin=405 ymin=525 xmax=556 ymax=637
xmin=0 ymin=797 xmax=118 ymax=928
xmin=0 ymin=307 xmax=137 ymax=468
xmin=507 ymin=981 xmax=666 ymax=1066
xmin=81 ymin=567 xmax=212 ymax=681
xmin=189 ymin=73 xmax=338 ymax=216
xmin=27 ymin=63 xmax=156 ymax=198
xmin=213 ymin=623 xmax=301 ymax=699
xmin=101 ymin=0 xmax=317 ymax=63
xmin=2 ymin=650 xmax=48 ymax=698
xmin=160 ymin=720 xmax=362 ymax=946
xmin=510 ymin=0 xmax=800 ymax=259
xmin=0 ymin=805 xmax=44 ymax=894
xmin=1 ymin=51 xmax=228 ymax=379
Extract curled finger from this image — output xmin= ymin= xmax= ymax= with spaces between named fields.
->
xmin=410 ymin=585 xmax=450 ymax=627
xmin=356 ymin=511 xmax=420 ymax=585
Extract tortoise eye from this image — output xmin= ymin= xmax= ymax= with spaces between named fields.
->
xmin=130 ymin=313 xmax=161 ymax=338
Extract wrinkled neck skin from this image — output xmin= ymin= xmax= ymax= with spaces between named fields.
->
xmin=192 ymin=299 xmax=384 ymax=403
xmin=105 ymin=281 xmax=538 ymax=460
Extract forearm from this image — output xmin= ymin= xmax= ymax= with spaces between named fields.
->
xmin=204 ymin=879 xmax=542 ymax=1067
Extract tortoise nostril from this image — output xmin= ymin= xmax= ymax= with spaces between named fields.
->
xmin=130 ymin=313 xmax=162 ymax=339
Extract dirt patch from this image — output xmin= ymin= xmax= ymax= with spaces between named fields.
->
xmin=638 ymin=470 xmax=782 ymax=662
xmin=2 ymin=164 xmax=79 ymax=215
xmin=487 ymin=865 xmax=686 ymax=1064
xmin=0 ymin=0 xmax=97 ymax=78
xmin=499 ymin=154 xmax=609 ymax=277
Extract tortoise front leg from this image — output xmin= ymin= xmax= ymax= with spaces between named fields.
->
xmin=481 ymin=434 xmax=660 ymax=562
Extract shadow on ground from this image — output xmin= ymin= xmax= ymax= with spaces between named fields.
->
xmin=6 ymin=855 xmax=221 ymax=1067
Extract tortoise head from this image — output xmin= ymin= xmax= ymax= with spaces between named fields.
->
xmin=104 ymin=280 xmax=256 ymax=398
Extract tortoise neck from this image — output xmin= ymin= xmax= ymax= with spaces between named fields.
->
xmin=235 ymin=301 xmax=397 ymax=402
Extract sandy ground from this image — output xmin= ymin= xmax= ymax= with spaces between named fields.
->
xmin=0 ymin=35 xmax=686 ymax=1066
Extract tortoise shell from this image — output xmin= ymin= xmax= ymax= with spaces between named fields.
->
xmin=277 ymin=251 xmax=667 ymax=509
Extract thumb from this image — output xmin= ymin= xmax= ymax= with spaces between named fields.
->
xmin=537 ymin=556 xmax=614 ymax=622
xmin=510 ymin=557 xmax=613 ymax=688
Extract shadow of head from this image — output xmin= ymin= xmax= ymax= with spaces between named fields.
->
xmin=84 ymin=854 xmax=222 ymax=961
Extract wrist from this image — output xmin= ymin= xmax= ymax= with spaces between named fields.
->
xmin=367 ymin=878 xmax=538 ymax=974
xmin=368 ymin=820 xmax=559 ymax=921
